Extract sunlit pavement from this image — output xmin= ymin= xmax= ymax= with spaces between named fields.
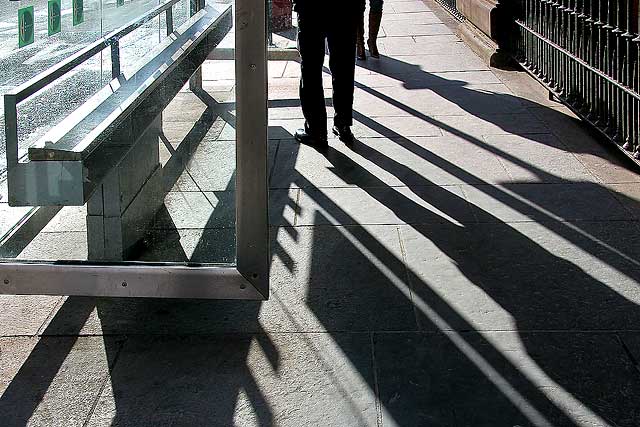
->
xmin=2 ymin=0 xmax=640 ymax=425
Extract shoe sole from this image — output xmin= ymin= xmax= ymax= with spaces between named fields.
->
xmin=332 ymin=128 xmax=354 ymax=144
xmin=296 ymin=135 xmax=328 ymax=149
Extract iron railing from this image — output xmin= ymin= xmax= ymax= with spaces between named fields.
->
xmin=435 ymin=0 xmax=465 ymax=20
xmin=510 ymin=0 xmax=640 ymax=160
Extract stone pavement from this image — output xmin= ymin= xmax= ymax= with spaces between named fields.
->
xmin=2 ymin=0 xmax=640 ymax=425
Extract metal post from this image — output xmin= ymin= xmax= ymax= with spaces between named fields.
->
xmin=189 ymin=0 xmax=205 ymax=92
xmin=235 ymin=0 xmax=269 ymax=296
xmin=4 ymin=95 xmax=18 ymax=171
xmin=267 ymin=0 xmax=274 ymax=46
xmin=166 ymin=6 xmax=174 ymax=36
xmin=111 ymin=40 xmax=121 ymax=79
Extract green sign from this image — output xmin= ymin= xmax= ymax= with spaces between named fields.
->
xmin=73 ymin=0 xmax=84 ymax=26
xmin=48 ymin=0 xmax=62 ymax=36
xmin=18 ymin=7 xmax=35 ymax=48
xmin=117 ymin=0 xmax=125 ymax=7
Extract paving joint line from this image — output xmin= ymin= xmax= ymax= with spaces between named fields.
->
xmin=35 ymin=296 xmax=67 ymax=337
xmin=616 ymin=334 xmax=640 ymax=377
xmin=81 ymin=338 xmax=127 ymax=427
xmin=369 ymin=332 xmax=384 ymax=427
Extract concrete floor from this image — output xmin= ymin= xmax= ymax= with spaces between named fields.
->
xmin=2 ymin=0 xmax=640 ymax=425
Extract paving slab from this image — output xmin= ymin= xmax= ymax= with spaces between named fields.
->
xmin=266 ymin=225 xmax=418 ymax=332
xmin=464 ymin=222 xmax=640 ymax=330
xmin=462 ymin=183 xmax=629 ymax=222
xmin=0 ymin=204 xmax=33 ymax=240
xmin=0 ymin=337 xmax=118 ymax=427
xmin=296 ymin=185 xmax=473 ymax=226
xmin=359 ymin=53 xmax=489 ymax=76
xmin=355 ymin=70 xmax=502 ymax=88
xmin=16 ymin=231 xmax=88 ymax=261
xmin=138 ymin=227 xmax=237 ymax=264
xmin=153 ymin=191 xmax=235 ymax=230
xmin=86 ymin=333 xmax=377 ymax=427
xmin=0 ymin=338 xmax=39 ymax=396
xmin=461 ymin=182 xmax=630 ymax=223
xmin=353 ymin=84 xmax=526 ymax=117
xmin=402 ymin=221 xmax=640 ymax=331
xmin=378 ymin=35 xmax=471 ymax=56
xmin=0 ymin=296 xmax=61 ymax=336
xmin=606 ymin=183 xmax=640 ymax=219
xmin=382 ymin=22 xmax=453 ymax=37
xmin=481 ymin=133 xmax=598 ymax=183
xmin=272 ymin=136 xmax=514 ymax=188
xmin=202 ymin=61 xmax=289 ymax=82
xmin=374 ymin=332 xmax=640 ymax=426
xmin=382 ymin=11 xmax=441 ymax=23
xmin=161 ymin=118 xmax=229 ymax=151
xmin=41 ymin=206 xmax=87 ymax=233
xmin=269 ymin=115 xmax=443 ymax=140
xmin=434 ymin=112 xmax=550 ymax=138
xmin=3 ymin=0 xmax=640 ymax=425
xmin=390 ymin=1 xmax=433 ymax=13
xmin=573 ymin=147 xmax=640 ymax=184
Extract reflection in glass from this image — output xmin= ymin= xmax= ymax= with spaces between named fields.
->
xmin=0 ymin=0 xmax=237 ymax=266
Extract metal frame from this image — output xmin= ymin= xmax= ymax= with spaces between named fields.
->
xmin=0 ymin=0 xmax=270 ymax=300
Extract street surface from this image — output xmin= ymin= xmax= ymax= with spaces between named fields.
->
xmin=1 ymin=0 xmax=640 ymax=425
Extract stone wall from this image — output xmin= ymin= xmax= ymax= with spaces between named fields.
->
xmin=455 ymin=0 xmax=498 ymax=40
xmin=446 ymin=0 xmax=511 ymax=66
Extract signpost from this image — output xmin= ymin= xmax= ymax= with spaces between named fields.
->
xmin=73 ymin=0 xmax=84 ymax=26
xmin=48 ymin=0 xmax=62 ymax=36
xmin=18 ymin=6 xmax=35 ymax=48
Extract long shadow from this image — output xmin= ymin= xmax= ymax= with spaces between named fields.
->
xmin=289 ymin=55 xmax=640 ymax=423
xmin=355 ymin=53 xmax=640 ymax=167
xmin=296 ymin=131 xmax=640 ymax=423
xmin=3 ymin=53 xmax=640 ymax=425
xmin=0 ymin=107 xmax=288 ymax=427
xmin=349 ymin=55 xmax=640 ymax=274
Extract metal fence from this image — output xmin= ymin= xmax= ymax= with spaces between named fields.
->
xmin=510 ymin=0 xmax=640 ymax=160
xmin=435 ymin=0 xmax=464 ymax=20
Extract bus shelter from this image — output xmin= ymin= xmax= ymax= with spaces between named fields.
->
xmin=0 ymin=0 xmax=269 ymax=300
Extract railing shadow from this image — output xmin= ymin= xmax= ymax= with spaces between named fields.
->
xmin=284 ymin=117 xmax=640 ymax=424
xmin=355 ymin=52 xmax=640 ymax=169
xmin=2 ymin=50 xmax=640 ymax=426
xmin=0 ymin=104 xmax=284 ymax=427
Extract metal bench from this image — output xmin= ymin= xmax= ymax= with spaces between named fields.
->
xmin=4 ymin=1 xmax=232 ymax=261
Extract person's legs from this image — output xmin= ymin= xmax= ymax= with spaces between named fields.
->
xmin=327 ymin=15 xmax=357 ymax=141
xmin=297 ymin=13 xmax=328 ymax=139
xmin=368 ymin=0 xmax=383 ymax=58
xmin=356 ymin=9 xmax=366 ymax=60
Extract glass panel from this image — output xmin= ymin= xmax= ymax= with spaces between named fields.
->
xmin=267 ymin=0 xmax=296 ymax=50
xmin=0 ymin=0 xmax=237 ymax=266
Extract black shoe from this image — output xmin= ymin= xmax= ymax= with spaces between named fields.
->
xmin=295 ymin=129 xmax=328 ymax=148
xmin=356 ymin=41 xmax=367 ymax=61
xmin=332 ymin=126 xmax=355 ymax=144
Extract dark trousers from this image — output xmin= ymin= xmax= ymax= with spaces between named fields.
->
xmin=297 ymin=11 xmax=357 ymax=135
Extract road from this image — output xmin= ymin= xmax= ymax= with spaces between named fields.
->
xmin=0 ymin=0 xmax=193 ymax=180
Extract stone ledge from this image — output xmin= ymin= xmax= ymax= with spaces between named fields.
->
xmin=456 ymin=0 xmax=497 ymax=39
xmin=454 ymin=18 xmax=514 ymax=68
